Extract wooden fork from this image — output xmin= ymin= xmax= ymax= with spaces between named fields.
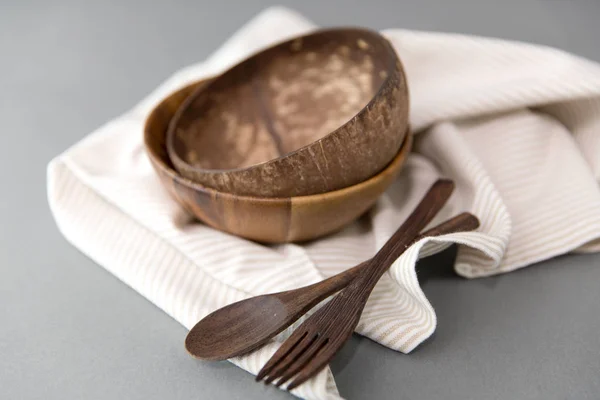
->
xmin=256 ymin=179 xmax=456 ymax=390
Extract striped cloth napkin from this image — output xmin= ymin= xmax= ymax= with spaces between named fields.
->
xmin=47 ymin=6 xmax=600 ymax=400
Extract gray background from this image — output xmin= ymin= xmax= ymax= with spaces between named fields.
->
xmin=2 ymin=0 xmax=600 ymax=399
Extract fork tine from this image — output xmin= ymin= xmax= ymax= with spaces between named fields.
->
xmin=286 ymin=320 xmax=358 ymax=391
xmin=255 ymin=330 xmax=308 ymax=381
xmin=262 ymin=333 xmax=319 ymax=385
xmin=285 ymin=345 xmax=337 ymax=391
xmin=273 ymin=337 xmax=329 ymax=387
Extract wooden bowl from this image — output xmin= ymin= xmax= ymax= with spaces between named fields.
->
xmin=144 ymin=79 xmax=412 ymax=243
xmin=166 ymin=27 xmax=409 ymax=198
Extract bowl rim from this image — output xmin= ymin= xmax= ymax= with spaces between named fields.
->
xmin=143 ymin=76 xmax=412 ymax=203
xmin=165 ymin=26 xmax=408 ymax=176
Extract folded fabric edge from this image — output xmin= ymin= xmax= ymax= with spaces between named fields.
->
xmin=46 ymin=157 xmax=341 ymax=400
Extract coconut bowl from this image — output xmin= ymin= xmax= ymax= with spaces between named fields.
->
xmin=144 ymin=79 xmax=412 ymax=243
xmin=166 ymin=27 xmax=409 ymax=197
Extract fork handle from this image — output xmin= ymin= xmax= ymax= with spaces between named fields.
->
xmin=286 ymin=210 xmax=478 ymax=338
xmin=293 ymin=179 xmax=457 ymax=308
xmin=302 ymin=211 xmax=478 ymax=300
xmin=348 ymin=179 xmax=456 ymax=297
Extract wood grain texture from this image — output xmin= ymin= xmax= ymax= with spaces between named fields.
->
xmin=255 ymin=179 xmax=456 ymax=389
xmin=143 ymin=79 xmax=412 ymax=244
xmin=184 ymin=212 xmax=479 ymax=361
xmin=166 ymin=27 xmax=410 ymax=197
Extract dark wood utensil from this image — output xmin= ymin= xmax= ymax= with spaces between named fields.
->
xmin=255 ymin=179 xmax=457 ymax=389
xmin=185 ymin=209 xmax=478 ymax=362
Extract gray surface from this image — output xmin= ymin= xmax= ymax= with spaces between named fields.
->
xmin=2 ymin=0 xmax=600 ymax=399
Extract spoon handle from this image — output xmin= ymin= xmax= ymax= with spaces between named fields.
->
xmin=339 ymin=179 xmax=457 ymax=301
xmin=292 ymin=211 xmax=479 ymax=308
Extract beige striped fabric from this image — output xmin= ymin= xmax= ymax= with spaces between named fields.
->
xmin=47 ymin=6 xmax=600 ymax=400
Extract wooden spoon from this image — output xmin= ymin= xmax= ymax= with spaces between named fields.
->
xmin=185 ymin=192 xmax=477 ymax=361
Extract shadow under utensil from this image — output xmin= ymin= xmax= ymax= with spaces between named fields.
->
xmin=410 ymin=243 xmax=509 ymax=352
xmin=417 ymin=244 xmax=504 ymax=291
xmin=330 ymin=245 xmax=460 ymax=375
xmin=405 ymin=244 xmax=460 ymax=351
xmin=329 ymin=334 xmax=363 ymax=376
xmin=416 ymin=244 xmax=460 ymax=285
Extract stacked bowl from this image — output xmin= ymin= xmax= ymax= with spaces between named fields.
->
xmin=143 ymin=27 xmax=412 ymax=243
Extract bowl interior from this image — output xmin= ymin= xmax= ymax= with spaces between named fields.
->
xmin=169 ymin=28 xmax=396 ymax=172
xmin=144 ymin=78 xmax=410 ymax=203
xmin=144 ymin=79 xmax=412 ymax=242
